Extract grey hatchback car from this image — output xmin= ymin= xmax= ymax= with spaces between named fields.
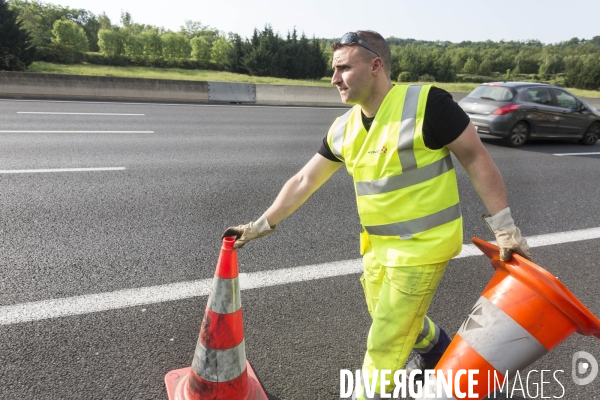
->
xmin=458 ymin=82 xmax=600 ymax=147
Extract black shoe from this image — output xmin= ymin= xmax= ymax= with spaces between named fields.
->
xmin=405 ymin=355 xmax=438 ymax=381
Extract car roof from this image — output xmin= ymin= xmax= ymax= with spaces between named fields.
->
xmin=480 ymin=81 xmax=552 ymax=89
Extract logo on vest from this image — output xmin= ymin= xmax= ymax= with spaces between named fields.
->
xmin=368 ymin=146 xmax=388 ymax=155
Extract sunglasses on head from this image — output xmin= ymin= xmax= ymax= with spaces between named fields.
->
xmin=340 ymin=32 xmax=380 ymax=58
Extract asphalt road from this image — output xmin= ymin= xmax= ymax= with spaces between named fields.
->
xmin=0 ymin=98 xmax=599 ymax=400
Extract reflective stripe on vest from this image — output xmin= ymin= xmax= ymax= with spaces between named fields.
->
xmin=331 ymin=109 xmax=352 ymax=162
xmin=397 ymin=84 xmax=422 ymax=171
xmin=355 ymin=154 xmax=454 ymax=196
xmin=364 ymin=203 xmax=461 ymax=237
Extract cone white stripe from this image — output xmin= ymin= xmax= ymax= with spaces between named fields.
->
xmin=457 ymin=296 xmax=548 ymax=373
xmin=207 ymin=277 xmax=241 ymax=315
xmin=191 ymin=339 xmax=247 ymax=382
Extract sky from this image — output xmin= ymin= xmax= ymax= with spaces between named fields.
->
xmin=52 ymin=0 xmax=599 ymax=44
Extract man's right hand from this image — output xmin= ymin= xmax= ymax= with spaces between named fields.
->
xmin=222 ymin=214 xmax=276 ymax=249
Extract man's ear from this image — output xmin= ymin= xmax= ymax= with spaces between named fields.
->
xmin=372 ymin=57 xmax=384 ymax=74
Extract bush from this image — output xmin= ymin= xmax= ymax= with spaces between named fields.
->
xmin=418 ymin=73 xmax=435 ymax=82
xmin=397 ymin=71 xmax=412 ymax=82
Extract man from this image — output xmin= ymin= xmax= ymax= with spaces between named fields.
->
xmin=223 ymin=31 xmax=531 ymax=398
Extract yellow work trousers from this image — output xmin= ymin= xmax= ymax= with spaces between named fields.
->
xmin=359 ymin=245 xmax=448 ymax=396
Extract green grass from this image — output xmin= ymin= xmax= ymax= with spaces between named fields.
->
xmin=26 ymin=62 xmax=600 ymax=98
xmin=28 ymin=62 xmax=333 ymax=87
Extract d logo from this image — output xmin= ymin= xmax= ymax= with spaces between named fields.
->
xmin=572 ymin=351 xmax=598 ymax=386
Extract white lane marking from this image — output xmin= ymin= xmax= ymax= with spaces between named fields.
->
xmin=0 ymin=167 xmax=126 ymax=174
xmin=17 ymin=112 xmax=145 ymax=116
xmin=553 ymin=152 xmax=600 ymax=156
xmin=0 ymin=131 xmax=153 ymax=133
xmin=1 ymin=98 xmax=348 ymax=110
xmin=1 ymin=226 xmax=600 ymax=325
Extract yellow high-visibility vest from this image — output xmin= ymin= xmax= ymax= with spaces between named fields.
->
xmin=327 ymin=84 xmax=462 ymax=266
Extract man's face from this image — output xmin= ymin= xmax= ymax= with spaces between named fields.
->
xmin=331 ymin=46 xmax=374 ymax=105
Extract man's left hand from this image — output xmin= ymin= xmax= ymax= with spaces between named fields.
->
xmin=483 ymin=208 xmax=532 ymax=261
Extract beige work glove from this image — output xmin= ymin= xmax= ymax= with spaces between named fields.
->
xmin=222 ymin=214 xmax=276 ymax=249
xmin=483 ymin=207 xmax=532 ymax=261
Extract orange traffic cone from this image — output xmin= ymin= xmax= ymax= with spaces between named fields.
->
xmin=420 ymin=237 xmax=600 ymax=400
xmin=164 ymin=237 xmax=268 ymax=400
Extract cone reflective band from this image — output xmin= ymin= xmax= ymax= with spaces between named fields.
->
xmin=418 ymin=238 xmax=600 ymax=400
xmin=164 ymin=237 xmax=267 ymax=400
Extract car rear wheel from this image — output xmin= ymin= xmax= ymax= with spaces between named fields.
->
xmin=504 ymin=121 xmax=529 ymax=147
xmin=579 ymin=123 xmax=600 ymax=146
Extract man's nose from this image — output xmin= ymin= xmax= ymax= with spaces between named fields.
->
xmin=331 ymin=70 xmax=341 ymax=85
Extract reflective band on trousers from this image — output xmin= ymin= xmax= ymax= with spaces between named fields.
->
xmin=457 ymin=296 xmax=548 ymax=373
xmin=414 ymin=318 xmax=441 ymax=354
xmin=191 ymin=339 xmax=247 ymax=382
xmin=208 ymin=277 xmax=241 ymax=315
xmin=364 ymin=203 xmax=461 ymax=237
xmin=331 ymin=109 xmax=352 ymax=162
xmin=355 ymin=155 xmax=454 ymax=196
xmin=397 ymin=85 xmax=422 ymax=172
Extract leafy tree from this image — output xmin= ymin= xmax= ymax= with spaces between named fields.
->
xmin=120 ymin=11 xmax=132 ymax=29
xmin=463 ymin=57 xmax=478 ymax=74
xmin=98 ymin=28 xmax=125 ymax=58
xmin=161 ymin=31 xmax=191 ymax=62
xmin=98 ymin=12 xmax=111 ymax=29
xmin=190 ymin=35 xmax=211 ymax=62
xmin=8 ymin=0 xmax=97 ymax=52
xmin=46 ymin=18 xmax=88 ymax=62
xmin=210 ymin=35 xmax=229 ymax=67
xmin=139 ymin=28 xmax=161 ymax=63
xmin=433 ymin=53 xmax=455 ymax=82
xmin=565 ymin=54 xmax=600 ymax=90
xmin=51 ymin=18 xmax=87 ymax=53
xmin=123 ymin=30 xmax=143 ymax=62
xmin=0 ymin=0 xmax=35 ymax=70
xmin=180 ymin=20 xmax=219 ymax=43
xmin=478 ymin=58 xmax=492 ymax=76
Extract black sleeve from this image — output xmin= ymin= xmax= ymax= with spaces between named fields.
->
xmin=318 ymin=136 xmax=343 ymax=162
xmin=423 ymin=87 xmax=471 ymax=150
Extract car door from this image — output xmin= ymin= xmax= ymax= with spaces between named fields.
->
xmin=519 ymin=87 xmax=560 ymax=137
xmin=552 ymin=89 xmax=591 ymax=136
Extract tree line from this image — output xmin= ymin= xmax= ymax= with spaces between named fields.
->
xmin=3 ymin=0 xmax=327 ymax=79
xmin=383 ymin=37 xmax=600 ymax=90
xmin=3 ymin=0 xmax=600 ymax=90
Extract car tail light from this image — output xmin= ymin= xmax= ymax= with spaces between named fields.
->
xmin=492 ymin=104 xmax=520 ymax=115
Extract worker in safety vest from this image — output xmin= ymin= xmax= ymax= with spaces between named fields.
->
xmin=223 ymin=30 xmax=532 ymax=399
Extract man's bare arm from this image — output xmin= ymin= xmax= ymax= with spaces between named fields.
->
xmin=446 ymin=122 xmax=508 ymax=216
xmin=265 ymin=153 xmax=343 ymax=225
xmin=447 ymin=122 xmax=531 ymax=260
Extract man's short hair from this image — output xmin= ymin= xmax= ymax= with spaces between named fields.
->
xmin=332 ymin=30 xmax=392 ymax=77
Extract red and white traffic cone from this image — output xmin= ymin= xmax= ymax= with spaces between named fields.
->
xmin=164 ymin=237 xmax=267 ymax=400
xmin=417 ymin=238 xmax=600 ymax=400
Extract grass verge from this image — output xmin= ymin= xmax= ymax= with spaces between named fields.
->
xmin=25 ymin=62 xmax=600 ymax=98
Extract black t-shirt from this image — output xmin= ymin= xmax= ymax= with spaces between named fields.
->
xmin=318 ymin=87 xmax=470 ymax=161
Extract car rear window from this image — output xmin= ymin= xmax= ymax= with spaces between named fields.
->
xmin=468 ymin=85 xmax=514 ymax=101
